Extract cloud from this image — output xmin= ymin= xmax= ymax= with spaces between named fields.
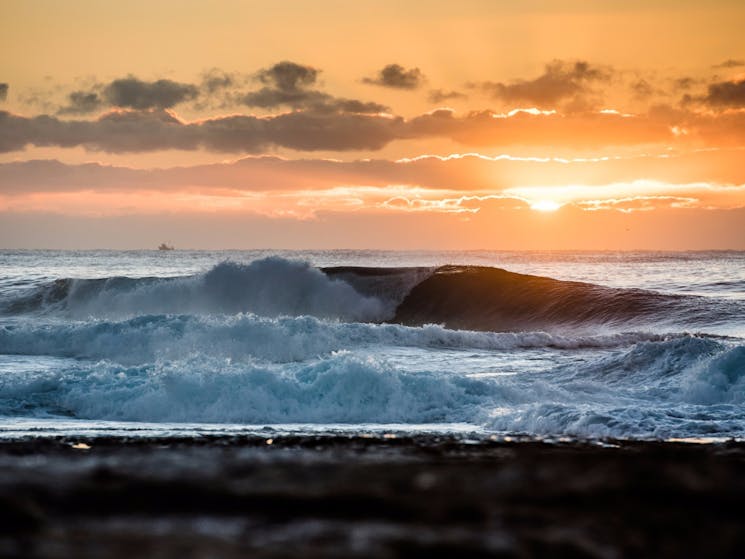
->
xmin=713 ymin=59 xmax=745 ymax=69
xmin=103 ymin=77 xmax=199 ymax=109
xmin=363 ymin=64 xmax=424 ymax=89
xmin=4 ymin=101 xmax=745 ymax=155
xmin=58 ymin=91 xmax=103 ymax=115
xmin=0 ymin=83 xmax=7 ymax=102
xmin=56 ymin=77 xmax=200 ymax=114
xmin=405 ymin=107 xmax=674 ymax=148
xmin=428 ymin=89 xmax=467 ymax=103
xmin=241 ymin=61 xmax=321 ymax=108
xmin=257 ymin=61 xmax=319 ymax=91
xmin=0 ymin=108 xmax=404 ymax=154
xmin=314 ymin=98 xmax=389 ymax=114
xmin=699 ymin=79 xmax=745 ymax=108
xmin=473 ymin=60 xmax=611 ymax=108
xmin=240 ymin=86 xmax=326 ymax=109
xmin=48 ymin=64 xmax=386 ymax=115
xmin=200 ymin=69 xmax=236 ymax=93
xmin=240 ymin=89 xmax=387 ymax=114
xmin=241 ymin=61 xmax=387 ymax=113
xmin=6 ymin=149 xmax=745 ymax=199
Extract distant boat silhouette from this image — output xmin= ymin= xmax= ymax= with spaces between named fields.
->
xmin=158 ymin=243 xmax=175 ymax=251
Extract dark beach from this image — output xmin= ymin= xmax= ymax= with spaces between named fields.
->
xmin=3 ymin=435 xmax=745 ymax=558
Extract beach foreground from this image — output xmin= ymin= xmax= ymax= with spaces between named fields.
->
xmin=2 ymin=435 xmax=744 ymax=558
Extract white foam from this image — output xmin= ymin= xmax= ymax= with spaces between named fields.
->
xmin=0 ymin=312 xmax=674 ymax=364
xmin=0 ymin=353 xmax=495 ymax=424
xmin=1 ymin=329 xmax=744 ymax=439
xmin=53 ymin=258 xmax=392 ymax=322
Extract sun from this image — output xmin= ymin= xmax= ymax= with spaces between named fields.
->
xmin=530 ymin=200 xmax=562 ymax=212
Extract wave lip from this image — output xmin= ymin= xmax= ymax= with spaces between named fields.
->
xmin=392 ymin=265 xmax=743 ymax=332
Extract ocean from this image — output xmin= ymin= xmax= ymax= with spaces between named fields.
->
xmin=1 ymin=249 xmax=744 ymax=441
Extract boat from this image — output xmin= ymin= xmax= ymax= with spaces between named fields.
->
xmin=158 ymin=243 xmax=175 ymax=251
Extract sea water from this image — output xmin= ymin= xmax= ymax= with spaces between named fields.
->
xmin=1 ymin=249 xmax=743 ymax=440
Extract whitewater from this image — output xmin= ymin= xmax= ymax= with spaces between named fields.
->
xmin=1 ymin=249 xmax=744 ymax=440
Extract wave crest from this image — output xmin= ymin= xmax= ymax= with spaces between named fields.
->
xmin=0 ymin=313 xmax=676 ymax=364
xmin=3 ymin=258 xmax=390 ymax=322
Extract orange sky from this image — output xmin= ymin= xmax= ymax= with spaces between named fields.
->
xmin=1 ymin=0 xmax=745 ymax=249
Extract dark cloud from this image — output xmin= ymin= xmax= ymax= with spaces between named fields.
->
xmin=428 ymin=89 xmax=467 ymax=103
xmin=264 ymin=111 xmax=402 ymax=151
xmin=55 ymin=77 xmax=200 ymax=114
xmin=316 ymin=99 xmax=388 ymax=114
xmin=713 ymin=59 xmax=745 ymax=69
xmin=42 ymin=64 xmax=384 ymax=116
xmin=241 ymin=87 xmax=326 ymax=109
xmin=699 ymin=79 xmax=745 ymax=108
xmin=3 ymin=102 xmax=744 ymax=156
xmin=257 ymin=61 xmax=319 ymax=91
xmin=241 ymin=88 xmax=387 ymax=113
xmin=241 ymin=61 xmax=387 ymax=113
xmin=363 ymin=64 xmax=424 ymax=89
xmin=0 ymin=83 xmax=8 ymax=102
xmin=240 ymin=61 xmax=320 ymax=108
xmin=58 ymin=91 xmax=103 ymax=115
xmin=103 ymin=77 xmax=199 ymax=109
xmin=473 ymin=60 xmax=611 ymax=108
xmin=0 ymin=109 xmax=403 ymax=154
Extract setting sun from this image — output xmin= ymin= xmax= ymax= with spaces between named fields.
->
xmin=530 ymin=200 xmax=562 ymax=212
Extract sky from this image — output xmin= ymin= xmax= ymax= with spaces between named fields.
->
xmin=1 ymin=0 xmax=745 ymax=249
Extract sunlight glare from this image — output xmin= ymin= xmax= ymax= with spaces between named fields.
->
xmin=530 ymin=200 xmax=562 ymax=212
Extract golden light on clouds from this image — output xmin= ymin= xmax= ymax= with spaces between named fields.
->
xmin=1 ymin=0 xmax=745 ymax=248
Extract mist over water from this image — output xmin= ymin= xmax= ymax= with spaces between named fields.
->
xmin=1 ymin=250 xmax=744 ymax=440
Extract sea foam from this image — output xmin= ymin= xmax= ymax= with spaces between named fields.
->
xmin=0 ymin=312 xmax=678 ymax=364
xmin=3 ymin=258 xmax=391 ymax=322
xmin=1 ymin=327 xmax=744 ymax=439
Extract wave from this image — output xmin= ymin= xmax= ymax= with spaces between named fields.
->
xmin=1 ymin=335 xmax=744 ymax=438
xmin=0 ymin=313 xmax=673 ymax=364
xmin=2 ymin=258 xmax=742 ymax=332
xmin=391 ymin=265 xmax=743 ymax=332
xmin=2 ymin=258 xmax=393 ymax=322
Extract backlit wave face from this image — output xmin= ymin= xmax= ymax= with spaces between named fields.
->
xmin=1 ymin=1 xmax=745 ymax=249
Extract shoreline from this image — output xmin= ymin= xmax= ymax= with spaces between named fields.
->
xmin=3 ymin=435 xmax=745 ymax=558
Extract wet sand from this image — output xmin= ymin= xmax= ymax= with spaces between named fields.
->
xmin=2 ymin=435 xmax=744 ymax=558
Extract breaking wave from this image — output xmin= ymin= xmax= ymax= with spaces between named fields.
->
xmin=3 ymin=258 xmax=742 ymax=333
xmin=1 ymin=334 xmax=744 ymax=439
xmin=0 ymin=313 xmax=676 ymax=364
xmin=2 ymin=258 xmax=393 ymax=322
xmin=3 ymin=255 xmax=744 ymax=439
